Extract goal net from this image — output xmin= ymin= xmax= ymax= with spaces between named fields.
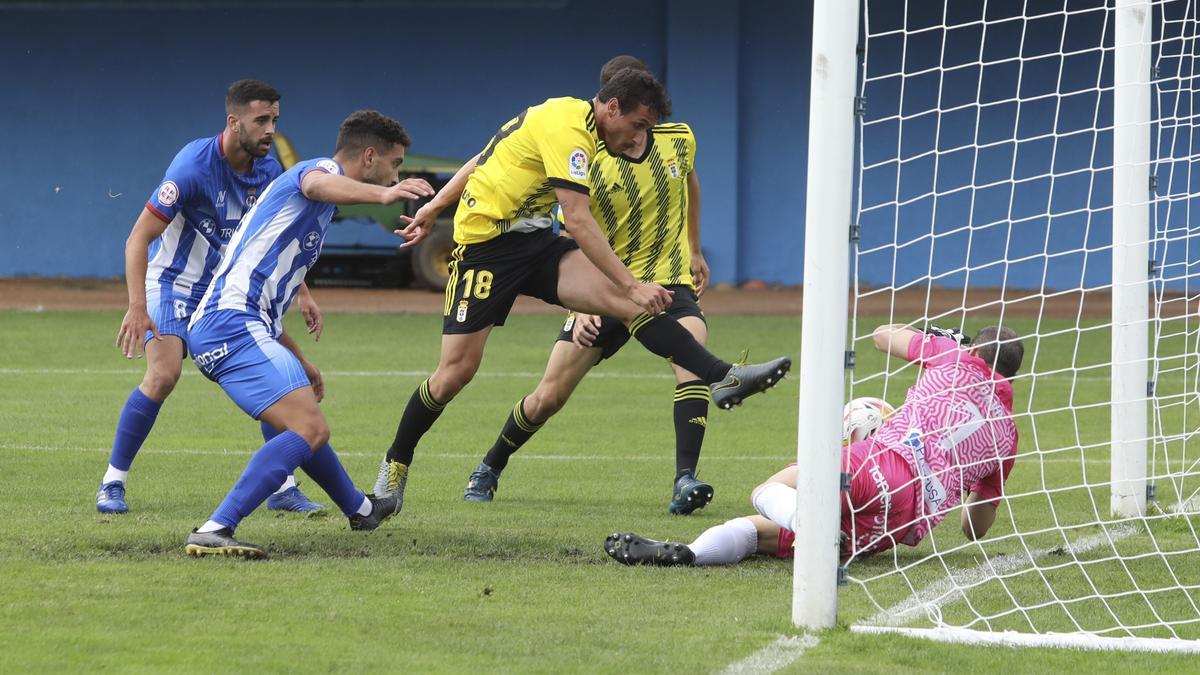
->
xmin=798 ymin=0 xmax=1200 ymax=652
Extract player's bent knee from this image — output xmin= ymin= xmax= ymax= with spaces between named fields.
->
xmin=140 ymin=369 xmax=181 ymax=400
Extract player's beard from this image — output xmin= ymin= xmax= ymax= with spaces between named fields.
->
xmin=240 ymin=132 xmax=271 ymax=159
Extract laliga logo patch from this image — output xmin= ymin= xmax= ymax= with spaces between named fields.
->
xmin=158 ymin=181 xmax=179 ymax=207
xmin=316 ymin=159 xmax=340 ymax=175
xmin=303 ymin=231 xmax=321 ymax=251
xmin=456 ymin=299 xmax=469 ymax=323
xmin=562 ymin=313 xmax=576 ymax=331
xmin=568 ymin=148 xmax=588 ymax=180
xmin=198 ymin=218 xmax=216 ymax=236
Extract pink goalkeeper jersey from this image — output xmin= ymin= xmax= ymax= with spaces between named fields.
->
xmin=871 ymin=334 xmax=1018 ymax=545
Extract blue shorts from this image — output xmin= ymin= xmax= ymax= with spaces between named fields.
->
xmin=145 ymin=291 xmax=194 ymax=353
xmin=187 ymin=310 xmax=311 ymax=419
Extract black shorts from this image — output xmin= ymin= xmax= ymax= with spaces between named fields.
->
xmin=443 ymin=229 xmax=579 ymax=334
xmin=555 ymin=285 xmax=705 ymax=362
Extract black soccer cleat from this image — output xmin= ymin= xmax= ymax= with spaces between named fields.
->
xmin=463 ymin=462 xmax=500 ymax=503
xmin=349 ymin=492 xmax=401 ymax=531
xmin=668 ymin=471 xmax=714 ymax=515
xmin=185 ymin=528 xmax=267 ymax=559
xmin=711 ymin=356 xmax=792 ymax=410
xmin=604 ymin=532 xmax=696 ymax=567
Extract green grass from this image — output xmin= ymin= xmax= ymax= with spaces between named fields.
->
xmin=1 ymin=310 xmax=1199 ymax=672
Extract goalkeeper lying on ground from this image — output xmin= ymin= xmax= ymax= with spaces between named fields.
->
xmin=604 ymin=323 xmax=1025 ymax=566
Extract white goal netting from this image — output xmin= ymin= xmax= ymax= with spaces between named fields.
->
xmin=841 ymin=0 xmax=1200 ymax=651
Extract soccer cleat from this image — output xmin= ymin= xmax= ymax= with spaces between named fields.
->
xmin=266 ymin=484 xmax=324 ymax=513
xmin=185 ymin=528 xmax=267 ymax=559
xmin=349 ymin=493 xmax=401 ymax=531
xmin=603 ymin=532 xmax=695 ymax=567
xmin=463 ymin=462 xmax=500 ymax=502
xmin=668 ymin=471 xmax=714 ymax=515
xmin=96 ymin=481 xmax=129 ymax=514
xmin=711 ymin=356 xmax=792 ymax=410
xmin=372 ymin=457 xmax=410 ymax=510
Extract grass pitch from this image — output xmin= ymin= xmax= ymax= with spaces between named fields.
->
xmin=1 ymin=309 xmax=1197 ymax=672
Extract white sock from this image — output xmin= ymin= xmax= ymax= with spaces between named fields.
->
xmin=356 ymin=495 xmax=372 ymax=517
xmin=688 ymin=517 xmax=759 ymax=565
xmin=273 ymin=474 xmax=297 ymax=495
xmin=102 ymin=465 xmax=129 ymax=485
xmin=197 ymin=520 xmax=225 ymax=534
xmin=752 ymin=482 xmax=798 ymax=532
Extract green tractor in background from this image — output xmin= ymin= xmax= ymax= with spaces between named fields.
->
xmin=275 ymin=132 xmax=459 ymax=291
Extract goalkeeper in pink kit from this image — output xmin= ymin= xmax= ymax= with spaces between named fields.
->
xmin=605 ymin=323 xmax=1024 ymax=566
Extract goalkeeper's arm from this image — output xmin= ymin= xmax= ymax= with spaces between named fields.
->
xmin=960 ymin=492 xmax=999 ymax=540
xmin=872 ymin=324 xmax=921 ymax=359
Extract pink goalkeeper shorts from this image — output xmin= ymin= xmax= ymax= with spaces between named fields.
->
xmin=776 ymin=439 xmax=919 ymax=558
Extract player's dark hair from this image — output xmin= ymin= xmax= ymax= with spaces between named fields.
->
xmin=972 ymin=326 xmax=1024 ymax=379
xmin=596 ymin=67 xmax=672 ymax=120
xmin=334 ymin=110 xmax=412 ymax=155
xmin=600 ymin=55 xmax=651 ymax=86
xmin=225 ymin=79 xmax=280 ymax=112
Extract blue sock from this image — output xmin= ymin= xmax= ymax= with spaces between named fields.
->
xmin=260 ymin=420 xmax=282 ymax=443
xmin=108 ymin=388 xmax=163 ymax=472
xmin=300 ymin=444 xmax=365 ymax=517
xmin=210 ymin=431 xmax=312 ymax=531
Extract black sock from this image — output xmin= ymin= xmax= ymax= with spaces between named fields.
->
xmin=386 ymin=379 xmax=446 ymax=466
xmin=629 ymin=313 xmax=731 ymax=384
xmin=482 ymin=397 xmax=543 ymax=473
xmin=673 ymin=380 xmax=710 ymax=479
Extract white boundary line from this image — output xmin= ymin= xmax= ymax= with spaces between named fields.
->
xmin=861 ymin=524 xmax=1140 ymax=628
xmin=718 ymin=634 xmax=820 ymax=674
xmin=850 ymin=625 xmax=1200 ymax=654
xmin=0 ymin=366 xmax=1107 ymax=382
xmin=0 ymin=441 xmax=1116 ymax=465
xmin=0 ymin=442 xmax=792 ymax=463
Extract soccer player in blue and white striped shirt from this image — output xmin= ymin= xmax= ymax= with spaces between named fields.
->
xmin=98 ymin=80 xmax=326 ymax=515
xmin=183 ymin=111 xmax=434 ymax=558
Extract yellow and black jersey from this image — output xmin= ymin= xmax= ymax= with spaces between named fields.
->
xmin=454 ymin=97 xmax=602 ymax=245
xmin=586 ymin=122 xmax=697 ymax=287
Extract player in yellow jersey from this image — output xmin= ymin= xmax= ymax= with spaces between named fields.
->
xmin=459 ymin=56 xmax=718 ymax=514
xmin=371 ymin=67 xmax=790 ymax=509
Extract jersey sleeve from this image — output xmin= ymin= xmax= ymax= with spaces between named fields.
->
xmin=969 ymin=457 xmax=1015 ymax=503
xmin=907 ymin=333 xmax=968 ymax=367
xmin=537 ymin=109 xmax=598 ymax=195
xmin=684 ymin=125 xmax=698 ymax=174
xmin=145 ymin=150 xmax=200 ymax=224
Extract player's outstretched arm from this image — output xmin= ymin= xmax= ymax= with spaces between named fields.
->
xmin=556 ymin=187 xmax=671 ymax=315
xmin=116 ymin=208 xmax=171 ymax=358
xmin=872 ymin=323 xmax=921 ymax=360
xmin=395 ymin=152 xmax=481 ymax=249
xmin=960 ymin=491 xmax=999 ymax=540
xmin=300 ymin=170 xmax=433 ymax=207
xmin=686 ymin=170 xmax=709 ymax=295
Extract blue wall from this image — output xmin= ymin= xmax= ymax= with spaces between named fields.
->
xmin=0 ymin=0 xmax=810 ymax=285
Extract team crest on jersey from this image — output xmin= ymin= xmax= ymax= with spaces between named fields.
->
xmin=667 ymin=159 xmax=680 ymax=179
xmin=456 ymin=300 xmax=469 ymax=323
xmin=157 ymin=181 xmax=179 ymax=206
xmin=568 ymin=149 xmax=588 ymax=180
xmin=316 ymin=159 xmax=340 ymax=175
xmin=303 ymin=231 xmax=321 ymax=251
xmin=198 ymin=218 xmax=216 ymax=236
xmin=245 ymin=187 xmax=258 ymax=207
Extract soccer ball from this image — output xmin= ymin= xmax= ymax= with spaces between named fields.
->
xmin=842 ymin=397 xmax=894 ymax=443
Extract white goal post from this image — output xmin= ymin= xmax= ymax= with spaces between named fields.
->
xmin=796 ymin=0 xmax=1200 ymax=652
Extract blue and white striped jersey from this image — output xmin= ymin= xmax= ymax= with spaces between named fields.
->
xmin=144 ymin=135 xmax=282 ymax=319
xmin=191 ymin=158 xmax=342 ymax=336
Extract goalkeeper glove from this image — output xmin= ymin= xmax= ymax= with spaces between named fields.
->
xmin=925 ymin=324 xmax=971 ymax=346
